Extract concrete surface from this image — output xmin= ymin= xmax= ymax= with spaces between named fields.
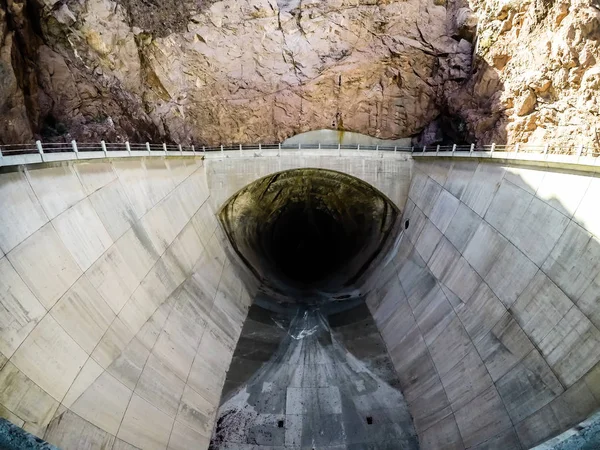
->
xmin=367 ymin=158 xmax=600 ymax=449
xmin=0 ymin=153 xmax=412 ymax=450
xmin=211 ymin=302 xmax=417 ymax=449
xmin=204 ymin=152 xmax=413 ymax=212
xmin=1 ymin=153 xmax=600 ymax=449
xmin=282 ymin=130 xmax=412 ymax=148
xmin=0 ymin=157 xmax=252 ymax=449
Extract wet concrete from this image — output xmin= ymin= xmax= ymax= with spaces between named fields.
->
xmin=211 ymin=302 xmax=418 ymax=449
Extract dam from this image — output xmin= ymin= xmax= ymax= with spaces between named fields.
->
xmin=0 ymin=146 xmax=600 ymax=450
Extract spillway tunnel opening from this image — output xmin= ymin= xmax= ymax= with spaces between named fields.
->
xmin=218 ymin=168 xmax=401 ymax=303
xmin=211 ymin=168 xmax=416 ymax=448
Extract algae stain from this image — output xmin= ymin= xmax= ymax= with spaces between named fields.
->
xmin=336 ymin=114 xmax=345 ymax=144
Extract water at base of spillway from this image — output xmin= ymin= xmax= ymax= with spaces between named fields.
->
xmin=210 ymin=307 xmax=418 ymax=449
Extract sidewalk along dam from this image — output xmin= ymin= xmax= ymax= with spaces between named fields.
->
xmin=0 ymin=152 xmax=600 ymax=449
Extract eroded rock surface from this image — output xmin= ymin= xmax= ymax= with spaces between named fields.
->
xmin=446 ymin=0 xmax=600 ymax=147
xmin=1 ymin=0 xmax=597 ymax=147
xmin=0 ymin=0 xmax=472 ymax=144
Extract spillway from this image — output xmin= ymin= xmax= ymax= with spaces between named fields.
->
xmin=0 ymin=151 xmax=599 ymax=450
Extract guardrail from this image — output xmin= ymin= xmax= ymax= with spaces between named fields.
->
xmin=413 ymin=143 xmax=600 ymax=170
xmin=1 ymin=140 xmax=598 ymax=168
xmin=0 ymin=140 xmax=415 ymax=167
xmin=413 ymin=143 xmax=599 ymax=157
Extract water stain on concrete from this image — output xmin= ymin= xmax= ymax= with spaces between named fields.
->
xmin=211 ymin=303 xmax=418 ymax=449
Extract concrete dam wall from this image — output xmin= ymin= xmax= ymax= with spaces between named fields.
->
xmin=0 ymin=154 xmax=413 ymax=450
xmin=0 ymin=157 xmax=251 ymax=449
xmin=368 ymin=158 xmax=600 ymax=449
xmin=0 ymin=152 xmax=599 ymax=450
xmin=204 ymin=153 xmax=413 ymax=211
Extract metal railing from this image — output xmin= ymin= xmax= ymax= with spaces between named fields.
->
xmin=1 ymin=139 xmax=598 ymax=167
xmin=414 ymin=143 xmax=600 ymax=157
xmin=0 ymin=140 xmax=417 ymax=167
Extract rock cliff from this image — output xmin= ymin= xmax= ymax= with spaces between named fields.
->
xmin=0 ymin=0 xmax=473 ymax=145
xmin=446 ymin=0 xmax=600 ymax=147
xmin=0 ymin=0 xmax=598 ymax=147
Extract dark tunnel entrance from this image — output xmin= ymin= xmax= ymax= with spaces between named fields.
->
xmin=218 ymin=168 xmax=402 ymax=303
xmin=269 ymin=203 xmax=356 ymax=285
xmin=211 ymin=169 xmax=418 ymax=449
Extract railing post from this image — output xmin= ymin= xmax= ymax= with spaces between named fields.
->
xmin=101 ymin=140 xmax=108 ymax=156
xmin=376 ymin=145 xmax=379 ymax=157
xmin=146 ymin=142 xmax=151 ymax=154
xmin=469 ymin=143 xmax=475 ymax=155
xmin=125 ymin=141 xmax=131 ymax=155
xmin=515 ymin=143 xmax=520 ymax=153
xmin=179 ymin=144 xmax=183 ymax=154
xmin=577 ymin=144 xmax=584 ymax=157
xmin=452 ymin=144 xmax=457 ymax=155
xmin=544 ymin=143 xmax=549 ymax=154
xmin=36 ymin=140 xmax=45 ymax=162
xmin=411 ymin=146 xmax=414 ymax=153
xmin=278 ymin=143 xmax=281 ymax=157
xmin=394 ymin=146 xmax=397 ymax=153
xmin=318 ymin=143 xmax=321 ymax=150
xmin=338 ymin=143 xmax=341 ymax=157
xmin=436 ymin=145 xmax=440 ymax=155
xmin=239 ymin=143 xmax=243 ymax=156
xmin=202 ymin=146 xmax=206 ymax=153
xmin=357 ymin=144 xmax=360 ymax=155
xmin=422 ymin=145 xmax=426 ymax=154
xmin=220 ymin=145 xmax=224 ymax=154
xmin=0 ymin=146 xmax=3 ymax=166
xmin=72 ymin=140 xmax=79 ymax=159
xmin=491 ymin=143 xmax=496 ymax=153
xmin=259 ymin=143 xmax=262 ymax=152
xmin=192 ymin=145 xmax=195 ymax=153
xmin=163 ymin=143 xmax=167 ymax=155
xmin=298 ymin=143 xmax=301 ymax=150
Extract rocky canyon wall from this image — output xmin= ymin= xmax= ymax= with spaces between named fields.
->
xmin=0 ymin=0 xmax=598 ymax=147
xmin=445 ymin=0 xmax=600 ymax=147
xmin=0 ymin=0 xmax=473 ymax=145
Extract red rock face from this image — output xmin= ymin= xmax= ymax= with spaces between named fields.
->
xmin=0 ymin=0 xmax=474 ymax=145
